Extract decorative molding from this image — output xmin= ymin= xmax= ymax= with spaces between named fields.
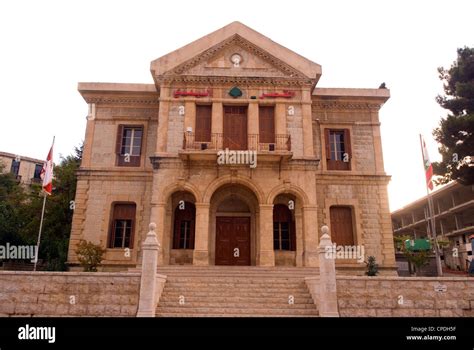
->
xmin=156 ymin=75 xmax=313 ymax=87
xmin=312 ymin=101 xmax=382 ymax=111
xmin=170 ymin=35 xmax=306 ymax=78
xmin=83 ymin=96 xmax=160 ymax=106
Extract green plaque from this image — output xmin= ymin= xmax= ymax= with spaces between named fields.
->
xmin=229 ymin=87 xmax=243 ymax=98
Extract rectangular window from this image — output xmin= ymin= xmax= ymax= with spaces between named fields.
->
xmin=11 ymin=160 xmax=20 ymax=177
xmin=33 ymin=164 xmax=43 ymax=179
xmin=195 ymin=105 xmax=212 ymax=142
xmin=259 ymin=106 xmax=275 ymax=144
xmin=109 ymin=203 xmax=136 ymax=248
xmin=325 ymin=128 xmax=351 ymax=170
xmin=116 ymin=125 xmax=143 ymax=167
xmin=273 ymin=222 xmax=290 ymax=250
xmin=179 ymin=220 xmax=192 ymax=249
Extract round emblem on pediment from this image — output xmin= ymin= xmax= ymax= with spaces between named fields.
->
xmin=229 ymin=86 xmax=243 ymax=98
xmin=230 ymin=53 xmax=242 ymax=67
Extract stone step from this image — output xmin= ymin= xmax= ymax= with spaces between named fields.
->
xmin=157 ymin=313 xmax=319 ymax=318
xmin=162 ymin=291 xmax=312 ymax=298
xmin=155 ymin=307 xmax=319 ymax=316
xmin=164 ymin=283 xmax=306 ymax=289
xmin=160 ymin=295 xmax=314 ymax=303
xmin=157 ymin=301 xmax=316 ymax=309
xmin=164 ymin=279 xmax=307 ymax=284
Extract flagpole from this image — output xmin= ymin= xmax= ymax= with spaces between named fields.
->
xmin=419 ymin=134 xmax=443 ymax=276
xmin=34 ymin=136 xmax=54 ymax=271
xmin=33 ymin=193 xmax=47 ymax=271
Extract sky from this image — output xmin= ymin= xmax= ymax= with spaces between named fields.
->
xmin=0 ymin=0 xmax=472 ymax=211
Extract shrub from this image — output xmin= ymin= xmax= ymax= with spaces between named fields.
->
xmin=75 ymin=240 xmax=105 ymax=272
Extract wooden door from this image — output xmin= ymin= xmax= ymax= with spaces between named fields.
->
xmin=259 ymin=106 xmax=275 ymax=143
xmin=329 ymin=206 xmax=354 ymax=245
xmin=195 ymin=105 xmax=212 ymax=142
xmin=215 ymin=217 xmax=250 ymax=265
xmin=224 ymin=106 xmax=247 ymax=150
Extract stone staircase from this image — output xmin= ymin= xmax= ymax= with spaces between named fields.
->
xmin=155 ymin=266 xmax=320 ymax=317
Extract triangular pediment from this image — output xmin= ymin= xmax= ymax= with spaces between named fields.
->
xmin=169 ymin=35 xmax=307 ymax=79
xmin=151 ymin=22 xmax=321 ymax=85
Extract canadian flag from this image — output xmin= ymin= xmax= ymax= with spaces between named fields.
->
xmin=40 ymin=143 xmax=54 ymax=195
xmin=420 ymin=135 xmax=434 ymax=191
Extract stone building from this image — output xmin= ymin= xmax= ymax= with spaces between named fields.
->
xmin=0 ymin=151 xmax=44 ymax=186
xmin=392 ymin=181 xmax=474 ymax=272
xmin=67 ymin=22 xmax=396 ymax=274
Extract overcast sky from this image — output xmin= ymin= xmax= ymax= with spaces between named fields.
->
xmin=0 ymin=0 xmax=472 ymax=211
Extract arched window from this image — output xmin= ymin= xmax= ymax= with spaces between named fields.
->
xmin=273 ymin=204 xmax=296 ymax=251
xmin=173 ymin=202 xmax=196 ymax=249
xmin=109 ymin=202 xmax=136 ymax=248
xmin=330 ymin=206 xmax=355 ymax=245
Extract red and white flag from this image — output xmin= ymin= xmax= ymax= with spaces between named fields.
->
xmin=420 ymin=134 xmax=434 ymax=191
xmin=40 ymin=142 xmax=54 ymax=195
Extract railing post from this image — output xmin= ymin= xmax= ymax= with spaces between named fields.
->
xmin=137 ymin=223 xmax=161 ymax=317
xmin=318 ymin=225 xmax=339 ymax=317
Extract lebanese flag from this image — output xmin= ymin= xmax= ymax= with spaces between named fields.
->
xmin=420 ymin=135 xmax=434 ymax=191
xmin=40 ymin=142 xmax=54 ymax=195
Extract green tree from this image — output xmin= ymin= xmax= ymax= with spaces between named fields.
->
xmin=0 ymin=144 xmax=83 ymax=270
xmin=433 ymin=47 xmax=474 ymax=185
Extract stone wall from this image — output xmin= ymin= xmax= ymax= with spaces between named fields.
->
xmin=336 ymin=276 xmax=474 ymax=317
xmin=0 ymin=272 xmax=140 ymax=317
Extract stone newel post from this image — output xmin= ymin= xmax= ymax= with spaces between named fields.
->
xmin=318 ymin=225 xmax=339 ymax=317
xmin=137 ymin=223 xmax=161 ymax=317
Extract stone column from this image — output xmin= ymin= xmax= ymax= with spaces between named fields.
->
xmin=258 ymin=204 xmax=275 ymax=266
xmin=301 ymin=89 xmax=314 ymax=157
xmin=137 ymin=223 xmax=161 ymax=317
xmin=248 ymin=101 xmax=259 ymax=150
xmin=150 ymin=202 xmax=166 ymax=265
xmin=81 ymin=104 xmax=96 ymax=167
xmin=184 ymin=101 xmax=196 ymax=133
xmin=193 ymin=203 xmax=210 ymax=266
xmin=318 ymin=225 xmax=339 ymax=317
xmin=212 ymin=102 xmax=223 ymax=149
xmin=275 ymin=103 xmax=286 ymax=136
xmin=156 ymin=86 xmax=170 ymax=153
xmin=303 ymin=205 xmax=318 ymax=266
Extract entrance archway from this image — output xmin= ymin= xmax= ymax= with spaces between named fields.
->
xmin=209 ymin=184 xmax=259 ymax=266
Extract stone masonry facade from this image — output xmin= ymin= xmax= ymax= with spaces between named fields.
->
xmin=67 ymin=22 xmax=396 ymax=274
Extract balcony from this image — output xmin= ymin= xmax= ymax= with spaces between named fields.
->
xmin=179 ymin=132 xmax=292 ymax=162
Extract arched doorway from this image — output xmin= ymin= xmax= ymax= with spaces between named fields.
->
xmin=273 ymin=194 xmax=298 ymax=266
xmin=173 ymin=202 xmax=196 ymax=250
xmin=209 ymin=184 xmax=259 ymax=266
xmin=167 ymin=191 xmax=196 ymax=265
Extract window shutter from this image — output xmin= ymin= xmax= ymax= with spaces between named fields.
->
xmin=344 ymin=129 xmax=351 ymax=158
xmin=259 ymin=106 xmax=275 ymax=143
xmin=324 ymin=129 xmax=331 ymax=160
xmin=115 ymin=125 xmax=124 ymax=155
xmin=195 ymin=106 xmax=212 ymax=142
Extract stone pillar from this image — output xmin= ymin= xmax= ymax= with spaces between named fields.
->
xmin=370 ymin=110 xmax=385 ymax=175
xmin=301 ymin=89 xmax=314 ymax=157
xmin=248 ymin=101 xmax=259 ymax=150
xmin=156 ymin=86 xmax=170 ymax=153
xmin=184 ymin=101 xmax=196 ymax=133
xmin=318 ymin=225 xmax=339 ymax=317
xmin=258 ymin=204 xmax=275 ymax=266
xmin=275 ymin=103 xmax=286 ymax=136
xmin=193 ymin=203 xmax=210 ymax=266
xmin=81 ymin=104 xmax=96 ymax=168
xmin=150 ymin=203 xmax=166 ymax=265
xmin=212 ymin=102 xmax=223 ymax=149
xmin=137 ymin=223 xmax=161 ymax=317
xmin=303 ymin=205 xmax=318 ymax=266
